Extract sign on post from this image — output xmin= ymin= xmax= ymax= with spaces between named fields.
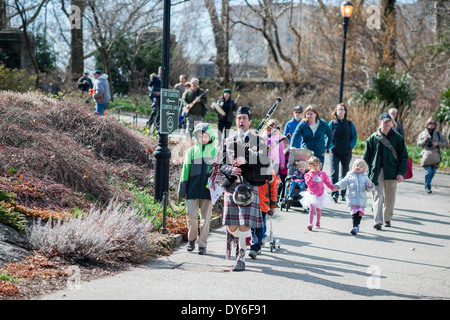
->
xmin=159 ymin=88 xmax=179 ymax=134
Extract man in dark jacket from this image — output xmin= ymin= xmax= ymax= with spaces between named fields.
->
xmin=217 ymin=88 xmax=238 ymax=139
xmin=182 ymin=78 xmax=207 ymax=135
xmin=363 ymin=112 xmax=408 ymax=230
xmin=77 ymin=72 xmax=92 ymax=92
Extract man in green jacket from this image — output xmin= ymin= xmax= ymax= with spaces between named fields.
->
xmin=178 ymin=123 xmax=217 ymax=255
xmin=363 ymin=112 xmax=408 ymax=230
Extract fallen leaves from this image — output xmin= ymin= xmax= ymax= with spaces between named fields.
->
xmin=0 ymin=255 xmax=70 ymax=298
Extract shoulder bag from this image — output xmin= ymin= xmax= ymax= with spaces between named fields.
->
xmin=375 ymin=132 xmax=413 ymax=179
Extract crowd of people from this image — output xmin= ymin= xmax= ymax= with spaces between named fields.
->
xmin=173 ymin=85 xmax=447 ymax=272
xmin=76 ymin=70 xmax=447 ymax=272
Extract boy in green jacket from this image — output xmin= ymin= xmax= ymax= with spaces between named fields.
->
xmin=178 ymin=123 xmax=217 ymax=255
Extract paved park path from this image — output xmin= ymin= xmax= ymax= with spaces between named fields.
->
xmin=42 ymin=152 xmax=450 ymax=301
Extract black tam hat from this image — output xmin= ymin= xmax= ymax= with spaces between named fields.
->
xmin=237 ymin=106 xmax=252 ymax=120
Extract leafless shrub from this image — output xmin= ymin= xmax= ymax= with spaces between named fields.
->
xmin=28 ymin=200 xmax=153 ymax=263
xmin=0 ymin=91 xmax=156 ymax=203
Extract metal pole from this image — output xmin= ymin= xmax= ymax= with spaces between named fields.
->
xmin=162 ymin=192 xmax=168 ymax=235
xmin=154 ymin=0 xmax=171 ymax=203
xmin=339 ymin=16 xmax=349 ymax=104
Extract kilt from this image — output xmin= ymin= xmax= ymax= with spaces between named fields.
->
xmin=222 ymin=183 xmax=263 ymax=228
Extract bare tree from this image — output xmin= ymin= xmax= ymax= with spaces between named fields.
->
xmin=434 ymin=0 xmax=448 ymax=41
xmin=12 ymin=0 xmax=50 ymax=87
xmin=380 ymin=0 xmax=397 ymax=69
xmin=83 ymin=0 xmax=162 ymax=91
xmin=204 ymin=0 xmax=230 ymax=86
xmin=233 ymin=0 xmax=303 ymax=87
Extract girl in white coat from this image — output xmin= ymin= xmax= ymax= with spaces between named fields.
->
xmin=334 ymin=159 xmax=374 ymax=235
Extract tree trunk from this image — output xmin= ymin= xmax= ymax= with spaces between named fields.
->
xmin=0 ymin=0 xmax=7 ymax=30
xmin=204 ymin=0 xmax=230 ymax=86
xmin=70 ymin=0 xmax=85 ymax=83
xmin=380 ymin=0 xmax=397 ymax=69
xmin=434 ymin=0 xmax=447 ymax=41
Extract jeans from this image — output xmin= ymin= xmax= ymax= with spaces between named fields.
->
xmin=289 ymin=181 xmax=306 ymax=197
xmin=424 ymin=165 xmax=437 ymax=190
xmin=330 ymin=151 xmax=352 ymax=198
xmin=95 ymin=102 xmax=109 ymax=116
xmin=251 ymin=212 xmax=267 ymax=252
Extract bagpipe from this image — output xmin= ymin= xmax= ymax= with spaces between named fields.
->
xmin=209 ymin=97 xmax=290 ymax=202
xmin=225 ymin=97 xmax=290 ymax=160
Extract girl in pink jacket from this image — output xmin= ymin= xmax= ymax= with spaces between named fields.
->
xmin=300 ymin=156 xmax=335 ymax=230
xmin=263 ymin=119 xmax=286 ymax=174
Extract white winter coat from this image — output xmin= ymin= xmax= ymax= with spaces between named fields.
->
xmin=335 ymin=171 xmax=374 ymax=208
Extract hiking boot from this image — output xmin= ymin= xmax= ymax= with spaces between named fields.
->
xmin=186 ymin=240 xmax=195 ymax=251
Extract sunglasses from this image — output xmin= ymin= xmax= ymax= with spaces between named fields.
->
xmin=428 ymin=122 xmax=436 ymax=125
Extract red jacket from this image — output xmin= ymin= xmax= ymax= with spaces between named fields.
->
xmin=258 ymin=172 xmax=279 ymax=213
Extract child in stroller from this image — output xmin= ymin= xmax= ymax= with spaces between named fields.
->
xmin=288 ymin=161 xmax=307 ymax=201
xmin=279 ymin=147 xmax=313 ymax=211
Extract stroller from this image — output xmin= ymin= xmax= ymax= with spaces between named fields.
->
xmin=279 ymin=148 xmax=313 ymax=212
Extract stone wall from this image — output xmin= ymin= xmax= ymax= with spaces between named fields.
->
xmin=0 ymin=28 xmax=35 ymax=73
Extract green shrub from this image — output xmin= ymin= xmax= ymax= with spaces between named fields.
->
xmin=436 ymin=87 xmax=450 ymax=124
xmin=0 ymin=190 xmax=27 ymax=233
xmin=0 ymin=63 xmax=36 ymax=92
xmin=349 ymin=67 xmax=415 ymax=114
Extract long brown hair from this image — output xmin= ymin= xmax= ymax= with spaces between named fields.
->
xmin=302 ymin=105 xmax=320 ymax=122
xmin=331 ymin=103 xmax=348 ymax=119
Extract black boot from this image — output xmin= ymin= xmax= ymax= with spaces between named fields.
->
xmin=232 ymin=249 xmax=246 ymax=272
xmin=186 ymin=240 xmax=195 ymax=252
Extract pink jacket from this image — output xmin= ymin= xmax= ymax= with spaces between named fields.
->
xmin=305 ymin=170 xmax=334 ymax=197
xmin=263 ymin=131 xmax=286 ymax=172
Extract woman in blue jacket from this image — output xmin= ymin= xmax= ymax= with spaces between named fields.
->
xmin=290 ymin=105 xmax=333 ymax=166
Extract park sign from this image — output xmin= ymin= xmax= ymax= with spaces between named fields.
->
xmin=159 ymin=88 xmax=179 ymax=134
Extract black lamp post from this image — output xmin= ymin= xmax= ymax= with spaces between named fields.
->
xmin=338 ymin=1 xmax=353 ymax=104
xmin=154 ymin=0 xmax=171 ymax=233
